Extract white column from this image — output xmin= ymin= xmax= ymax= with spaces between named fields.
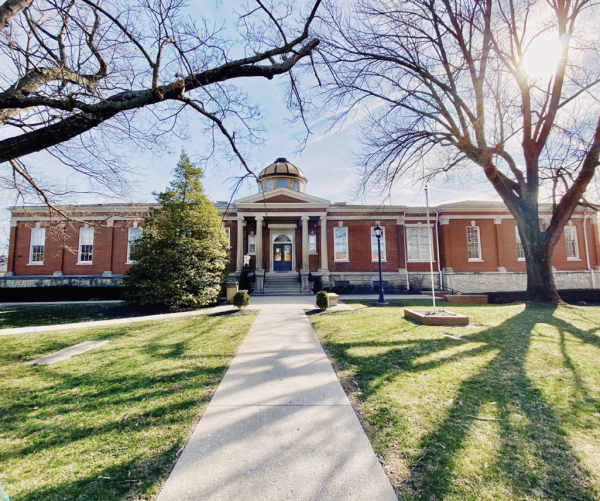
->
xmin=301 ymin=215 xmax=310 ymax=272
xmin=255 ymin=215 xmax=264 ymax=271
xmin=236 ymin=216 xmax=244 ymax=273
xmin=320 ymin=216 xmax=329 ymax=272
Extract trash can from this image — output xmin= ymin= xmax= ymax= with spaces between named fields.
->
xmin=226 ymin=281 xmax=239 ymax=303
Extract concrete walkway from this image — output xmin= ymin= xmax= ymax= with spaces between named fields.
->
xmin=156 ymin=307 xmax=396 ymax=501
xmin=0 ymin=297 xmax=352 ymax=336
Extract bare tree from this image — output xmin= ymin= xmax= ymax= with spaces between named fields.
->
xmin=318 ymin=0 xmax=600 ymax=302
xmin=0 ymin=0 xmax=321 ymax=207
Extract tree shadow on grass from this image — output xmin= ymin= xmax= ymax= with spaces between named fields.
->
xmin=0 ymin=317 xmax=246 ymax=501
xmin=319 ymin=304 xmax=600 ymax=500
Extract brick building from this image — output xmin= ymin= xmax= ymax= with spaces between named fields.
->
xmin=5 ymin=158 xmax=600 ymax=293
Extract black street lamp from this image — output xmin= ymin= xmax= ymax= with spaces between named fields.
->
xmin=374 ymin=223 xmax=386 ymax=304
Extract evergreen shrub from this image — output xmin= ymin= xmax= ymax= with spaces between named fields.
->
xmin=233 ymin=291 xmax=250 ymax=310
xmin=316 ymin=290 xmax=329 ymax=310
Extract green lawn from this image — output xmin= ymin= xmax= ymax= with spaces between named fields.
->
xmin=310 ymin=300 xmax=600 ymax=500
xmin=0 ymin=311 xmax=256 ymax=500
xmin=0 ymin=304 xmax=131 ymax=329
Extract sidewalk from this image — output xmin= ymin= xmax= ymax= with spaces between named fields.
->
xmin=0 ymin=297 xmax=351 ymax=336
xmin=156 ymin=308 xmax=396 ymax=500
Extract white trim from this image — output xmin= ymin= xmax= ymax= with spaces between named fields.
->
xmin=564 ymin=225 xmax=580 ymax=260
xmin=333 ymin=226 xmax=349 ymax=262
xmin=77 ymin=226 xmax=94 ymax=265
xmin=466 ymin=225 xmax=483 ymax=261
xmin=233 ymin=187 xmax=330 ymax=205
xmin=270 ymin=229 xmax=296 ymax=272
xmin=406 ymin=226 xmax=436 ymax=262
xmin=248 ymin=233 xmax=256 ymax=255
xmin=28 ymin=225 xmax=46 ymax=265
xmin=126 ymin=227 xmax=142 ymax=264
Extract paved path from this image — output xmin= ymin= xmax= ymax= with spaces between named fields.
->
xmin=156 ymin=308 xmax=396 ymax=501
xmin=0 ymin=297 xmax=352 ymax=336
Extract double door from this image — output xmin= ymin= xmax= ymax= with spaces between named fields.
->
xmin=273 ymin=243 xmax=292 ymax=271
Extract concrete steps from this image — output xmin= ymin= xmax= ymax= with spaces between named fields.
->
xmin=258 ymin=272 xmax=314 ymax=296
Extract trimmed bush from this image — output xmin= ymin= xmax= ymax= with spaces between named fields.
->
xmin=233 ymin=291 xmax=251 ymax=310
xmin=316 ymin=290 xmax=329 ymax=310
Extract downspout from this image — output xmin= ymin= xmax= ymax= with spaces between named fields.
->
xmin=435 ymin=210 xmax=442 ymax=290
xmin=583 ymin=212 xmax=596 ymax=289
xmin=403 ymin=224 xmax=409 ymax=291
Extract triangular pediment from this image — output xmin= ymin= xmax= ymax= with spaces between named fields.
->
xmin=233 ymin=188 xmax=330 ymax=206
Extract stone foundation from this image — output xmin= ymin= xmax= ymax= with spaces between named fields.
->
xmin=442 ymin=270 xmax=596 ymax=293
xmin=0 ymin=275 xmax=123 ymax=288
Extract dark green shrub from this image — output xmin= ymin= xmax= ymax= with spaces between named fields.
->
xmin=313 ymin=276 xmax=323 ymax=293
xmin=233 ymin=291 xmax=250 ymax=310
xmin=348 ymin=284 xmax=356 ymax=292
xmin=316 ymin=290 xmax=329 ymax=310
xmin=239 ymin=264 xmax=251 ymax=292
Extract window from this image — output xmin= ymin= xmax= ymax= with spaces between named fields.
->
xmin=248 ymin=233 xmax=256 ymax=254
xmin=258 ymin=183 xmax=263 ymax=192
xmin=371 ymin=226 xmax=386 ymax=261
xmin=309 ymin=233 xmax=317 ymax=253
xmin=265 ymin=180 xmax=274 ymax=190
xmin=334 ymin=227 xmax=348 ymax=261
xmin=78 ymin=226 xmax=94 ymax=264
xmin=225 ymin=227 xmax=230 ymax=245
xmin=406 ymin=227 xmax=432 ymax=261
xmin=277 ymin=179 xmax=287 ymax=188
xmin=290 ymin=180 xmax=299 ymax=191
xmin=127 ymin=227 xmax=142 ymax=263
xmin=466 ymin=226 xmax=482 ymax=261
xmin=565 ymin=226 xmax=579 ymax=259
xmin=515 ymin=227 xmax=525 ymax=260
xmin=29 ymin=225 xmax=45 ymax=265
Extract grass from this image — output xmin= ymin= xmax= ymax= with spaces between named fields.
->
xmin=0 ymin=304 xmax=132 ymax=329
xmin=309 ymin=299 xmax=600 ymax=500
xmin=0 ymin=310 xmax=257 ymax=500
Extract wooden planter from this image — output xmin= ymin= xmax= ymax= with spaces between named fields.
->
xmin=404 ymin=308 xmax=469 ymax=326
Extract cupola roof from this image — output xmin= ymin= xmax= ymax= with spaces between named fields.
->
xmin=258 ymin=158 xmax=307 ymax=182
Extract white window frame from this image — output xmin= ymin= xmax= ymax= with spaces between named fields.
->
xmin=126 ymin=227 xmax=142 ymax=264
xmin=28 ymin=224 xmax=46 ymax=265
xmin=334 ymin=226 xmax=349 ymax=262
xmin=371 ymin=226 xmax=387 ymax=262
xmin=565 ymin=225 xmax=580 ymax=260
xmin=515 ymin=227 xmax=525 ymax=261
xmin=248 ymin=232 xmax=256 ymax=255
xmin=308 ymin=233 xmax=317 ymax=254
xmin=406 ymin=226 xmax=435 ymax=262
xmin=77 ymin=226 xmax=94 ymax=265
xmin=466 ymin=225 xmax=483 ymax=262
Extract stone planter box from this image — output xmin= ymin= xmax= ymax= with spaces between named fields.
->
xmin=404 ymin=308 xmax=469 ymax=326
xmin=327 ymin=292 xmax=340 ymax=307
xmin=446 ymin=295 xmax=488 ymax=304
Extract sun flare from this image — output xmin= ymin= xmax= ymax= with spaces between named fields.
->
xmin=522 ymin=34 xmax=564 ymax=80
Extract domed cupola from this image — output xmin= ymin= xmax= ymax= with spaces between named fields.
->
xmin=257 ymin=158 xmax=307 ymax=193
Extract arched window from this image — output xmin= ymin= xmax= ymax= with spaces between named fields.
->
xmin=274 ymin=235 xmax=291 ymax=242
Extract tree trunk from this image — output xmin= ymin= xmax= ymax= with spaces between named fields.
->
xmin=519 ymin=222 xmax=562 ymax=303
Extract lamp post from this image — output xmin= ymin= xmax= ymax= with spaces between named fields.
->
xmin=374 ymin=223 xmax=386 ymax=304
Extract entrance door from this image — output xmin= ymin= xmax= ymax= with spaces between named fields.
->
xmin=273 ymin=243 xmax=293 ymax=271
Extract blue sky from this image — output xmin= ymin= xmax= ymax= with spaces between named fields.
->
xmin=0 ymin=0 xmax=501 ymax=251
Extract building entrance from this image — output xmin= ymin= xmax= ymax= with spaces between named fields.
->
xmin=273 ymin=235 xmax=293 ymax=271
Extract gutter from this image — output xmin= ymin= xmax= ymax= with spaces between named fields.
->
xmin=583 ymin=212 xmax=596 ymax=289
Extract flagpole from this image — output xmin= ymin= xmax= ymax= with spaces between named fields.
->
xmin=425 ymin=184 xmax=436 ymax=313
